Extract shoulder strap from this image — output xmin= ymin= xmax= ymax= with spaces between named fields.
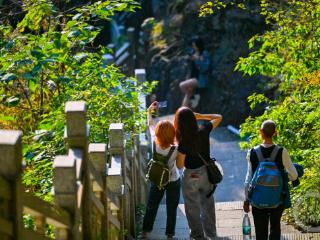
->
xmin=198 ymin=153 xmax=208 ymax=165
xmin=254 ymin=145 xmax=280 ymax=162
xmin=153 ymin=141 xmax=157 ymax=154
xmin=269 ymin=145 xmax=280 ymax=162
xmin=165 ymin=146 xmax=175 ymax=161
xmin=254 ymin=146 xmax=264 ymax=162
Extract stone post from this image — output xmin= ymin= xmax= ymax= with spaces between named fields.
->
xmin=88 ymin=143 xmax=108 ymax=239
xmin=108 ymin=123 xmax=126 ymax=239
xmin=0 ymin=130 xmax=23 ymax=240
xmin=134 ymin=69 xmax=149 ymax=204
xmin=64 ymin=101 xmax=91 ymax=239
xmin=126 ymin=148 xmax=136 ymax=237
xmin=53 ymin=155 xmax=77 ymax=240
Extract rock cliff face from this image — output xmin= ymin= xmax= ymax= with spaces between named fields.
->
xmin=142 ymin=0 xmax=268 ymax=126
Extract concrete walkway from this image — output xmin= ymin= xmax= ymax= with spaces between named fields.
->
xmin=147 ymin=126 xmax=317 ymax=239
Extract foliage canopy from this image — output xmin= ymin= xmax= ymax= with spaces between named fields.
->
xmin=201 ymin=0 xmax=320 ymax=226
xmin=0 ymin=0 xmax=154 ymax=201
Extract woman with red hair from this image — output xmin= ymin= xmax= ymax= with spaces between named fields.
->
xmin=141 ymin=102 xmax=181 ymax=240
xmin=174 ymin=107 xmax=222 ymax=240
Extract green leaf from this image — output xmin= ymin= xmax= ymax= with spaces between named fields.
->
xmin=0 ymin=115 xmax=15 ymax=121
xmin=32 ymin=64 xmax=42 ymax=74
xmin=5 ymin=97 xmax=20 ymax=107
xmin=22 ymin=73 xmax=34 ymax=80
xmin=31 ymin=49 xmax=45 ymax=59
xmin=6 ymin=40 xmax=14 ymax=50
xmin=72 ymin=13 xmax=82 ymax=20
xmin=74 ymin=53 xmax=88 ymax=62
xmin=67 ymin=30 xmax=81 ymax=38
xmin=15 ymin=59 xmax=33 ymax=66
xmin=58 ymin=76 xmax=71 ymax=83
xmin=1 ymin=73 xmax=17 ymax=82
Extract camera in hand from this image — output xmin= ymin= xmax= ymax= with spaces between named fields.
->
xmin=158 ymin=101 xmax=167 ymax=108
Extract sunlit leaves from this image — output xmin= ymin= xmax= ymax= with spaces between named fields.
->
xmin=0 ymin=0 xmax=152 ymax=203
xmin=1 ymin=73 xmax=17 ymax=82
xmin=237 ymin=0 xmax=320 ymax=226
xmin=199 ymin=0 xmax=246 ymax=17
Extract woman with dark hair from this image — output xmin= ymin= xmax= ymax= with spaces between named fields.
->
xmin=174 ymin=107 xmax=222 ymax=240
xmin=180 ymin=36 xmax=211 ymax=109
xmin=190 ymin=36 xmax=211 ymax=90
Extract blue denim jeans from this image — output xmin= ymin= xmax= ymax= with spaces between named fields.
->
xmin=143 ymin=179 xmax=181 ymax=235
xmin=182 ymin=165 xmax=217 ymax=239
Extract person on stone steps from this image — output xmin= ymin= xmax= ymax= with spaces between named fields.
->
xmin=141 ymin=101 xmax=181 ymax=240
xmin=243 ymin=120 xmax=298 ymax=240
xmin=180 ymin=36 xmax=211 ymax=109
xmin=174 ymin=107 xmax=222 ymax=240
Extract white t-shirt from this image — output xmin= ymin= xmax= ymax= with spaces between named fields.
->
xmin=152 ymin=143 xmax=180 ymax=182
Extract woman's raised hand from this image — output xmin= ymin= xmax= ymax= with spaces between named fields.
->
xmin=148 ymin=101 xmax=158 ymax=112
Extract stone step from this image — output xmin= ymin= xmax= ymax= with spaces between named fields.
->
xmin=147 ymin=233 xmax=320 ymax=240
xmin=149 ymin=202 xmax=309 ymax=239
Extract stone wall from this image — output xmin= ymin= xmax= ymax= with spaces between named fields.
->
xmin=142 ymin=0 xmax=268 ymax=126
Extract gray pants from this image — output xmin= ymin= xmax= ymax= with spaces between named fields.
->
xmin=182 ymin=165 xmax=217 ymax=240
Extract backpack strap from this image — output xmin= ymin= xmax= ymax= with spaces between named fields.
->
xmin=153 ymin=141 xmax=157 ymax=154
xmin=254 ymin=146 xmax=264 ymax=162
xmin=254 ymin=145 xmax=280 ymax=162
xmin=270 ymin=145 xmax=280 ymax=162
xmin=165 ymin=146 xmax=175 ymax=162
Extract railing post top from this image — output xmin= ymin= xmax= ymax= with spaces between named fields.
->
xmin=64 ymin=101 xmax=88 ymax=144
xmin=53 ymin=155 xmax=76 ymax=168
xmin=0 ymin=130 xmax=22 ymax=145
xmin=135 ymin=69 xmax=146 ymax=75
xmin=135 ymin=69 xmax=146 ymax=83
xmin=109 ymin=123 xmax=124 ymax=149
xmin=0 ymin=130 xmax=22 ymax=178
xmin=53 ymin=155 xmax=77 ymax=195
xmin=109 ymin=123 xmax=124 ymax=131
xmin=65 ymin=101 xmax=86 ymax=113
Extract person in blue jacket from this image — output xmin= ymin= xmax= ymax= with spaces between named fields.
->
xmin=190 ymin=36 xmax=210 ymax=91
xmin=181 ymin=36 xmax=211 ymax=109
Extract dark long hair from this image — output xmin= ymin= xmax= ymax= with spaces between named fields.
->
xmin=174 ymin=107 xmax=199 ymax=154
xmin=192 ymin=36 xmax=204 ymax=55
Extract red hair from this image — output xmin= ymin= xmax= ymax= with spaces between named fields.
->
xmin=155 ymin=120 xmax=175 ymax=148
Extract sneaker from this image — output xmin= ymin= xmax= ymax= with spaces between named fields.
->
xmin=138 ymin=231 xmax=148 ymax=240
xmin=167 ymin=234 xmax=174 ymax=240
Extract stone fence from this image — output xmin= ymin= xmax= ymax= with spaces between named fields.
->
xmin=0 ymin=69 xmax=149 ymax=240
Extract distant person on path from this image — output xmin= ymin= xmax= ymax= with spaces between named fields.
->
xmin=141 ymin=102 xmax=181 ymax=240
xmin=180 ymin=36 xmax=211 ymax=109
xmin=243 ymin=120 xmax=298 ymax=240
xmin=174 ymin=107 xmax=222 ymax=240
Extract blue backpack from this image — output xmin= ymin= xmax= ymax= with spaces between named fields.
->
xmin=248 ymin=145 xmax=285 ymax=208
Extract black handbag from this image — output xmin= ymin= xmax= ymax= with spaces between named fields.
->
xmin=198 ymin=153 xmax=223 ymax=186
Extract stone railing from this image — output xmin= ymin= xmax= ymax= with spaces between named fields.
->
xmin=106 ymin=27 xmax=136 ymax=76
xmin=0 ymin=71 xmax=149 ymax=239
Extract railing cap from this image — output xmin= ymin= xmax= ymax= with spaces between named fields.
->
xmin=135 ymin=69 xmax=146 ymax=75
xmin=65 ymin=101 xmax=86 ymax=113
xmin=0 ymin=130 xmax=22 ymax=145
xmin=109 ymin=123 xmax=124 ymax=131
xmin=53 ymin=156 xmax=75 ymax=168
